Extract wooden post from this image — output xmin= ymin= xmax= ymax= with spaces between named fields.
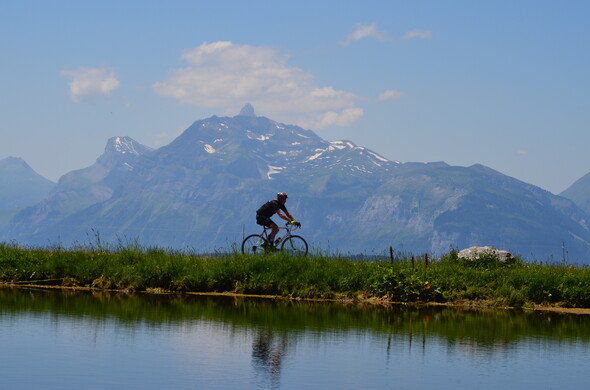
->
xmin=389 ymin=246 xmax=394 ymax=264
xmin=411 ymin=256 xmax=415 ymax=270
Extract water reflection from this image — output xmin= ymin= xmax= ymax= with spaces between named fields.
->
xmin=1 ymin=288 xmax=589 ymax=389
xmin=2 ymin=287 xmax=590 ymax=349
xmin=252 ymin=329 xmax=289 ymax=389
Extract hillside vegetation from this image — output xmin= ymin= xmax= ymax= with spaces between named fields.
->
xmin=1 ymin=242 xmax=589 ymax=308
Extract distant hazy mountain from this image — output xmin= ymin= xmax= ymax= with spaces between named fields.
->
xmin=0 ymin=157 xmax=55 ymax=227
xmin=5 ymin=107 xmax=590 ymax=263
xmin=560 ymin=172 xmax=590 ymax=215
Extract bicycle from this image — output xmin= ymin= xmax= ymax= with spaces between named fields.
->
xmin=241 ymin=221 xmax=308 ymax=256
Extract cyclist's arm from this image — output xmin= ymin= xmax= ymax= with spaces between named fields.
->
xmin=277 ymin=210 xmax=294 ymax=222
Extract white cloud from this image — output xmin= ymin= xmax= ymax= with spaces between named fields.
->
xmin=314 ymin=108 xmax=364 ymax=128
xmin=378 ymin=90 xmax=405 ymax=101
xmin=403 ymin=29 xmax=433 ymax=40
xmin=340 ymin=24 xmax=388 ymax=46
xmin=61 ymin=67 xmax=120 ymax=101
xmin=153 ymin=41 xmax=363 ymax=129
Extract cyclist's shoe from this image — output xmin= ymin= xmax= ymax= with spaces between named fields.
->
xmin=260 ymin=241 xmax=277 ymax=252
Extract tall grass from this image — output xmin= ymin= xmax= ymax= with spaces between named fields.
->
xmin=1 ymin=242 xmax=589 ymax=308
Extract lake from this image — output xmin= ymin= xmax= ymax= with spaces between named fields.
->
xmin=0 ymin=288 xmax=588 ymax=389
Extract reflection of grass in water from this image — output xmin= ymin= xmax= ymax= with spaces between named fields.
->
xmin=1 ymin=288 xmax=589 ymax=345
xmin=1 ymin=243 xmax=590 ymax=308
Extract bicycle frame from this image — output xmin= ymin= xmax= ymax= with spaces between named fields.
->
xmin=260 ymin=222 xmax=300 ymax=244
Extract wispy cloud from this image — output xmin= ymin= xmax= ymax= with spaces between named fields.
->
xmin=378 ymin=90 xmax=405 ymax=101
xmin=403 ymin=29 xmax=433 ymax=40
xmin=61 ymin=67 xmax=120 ymax=101
xmin=340 ymin=24 xmax=389 ymax=46
xmin=316 ymin=108 xmax=364 ymax=128
xmin=153 ymin=41 xmax=364 ymax=129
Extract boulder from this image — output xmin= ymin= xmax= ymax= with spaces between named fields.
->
xmin=457 ymin=246 xmax=514 ymax=263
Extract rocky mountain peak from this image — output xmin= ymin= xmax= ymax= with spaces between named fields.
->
xmin=106 ymin=136 xmax=151 ymax=156
xmin=238 ymin=103 xmax=256 ymax=117
xmin=97 ymin=136 xmax=152 ymax=168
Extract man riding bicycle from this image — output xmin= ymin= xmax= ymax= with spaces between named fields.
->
xmin=256 ymin=192 xmax=300 ymax=248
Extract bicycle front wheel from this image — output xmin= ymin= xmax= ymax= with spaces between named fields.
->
xmin=281 ymin=235 xmax=308 ymax=256
xmin=242 ymin=234 xmax=266 ymax=255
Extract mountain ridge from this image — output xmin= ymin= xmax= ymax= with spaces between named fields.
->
xmin=4 ymin=106 xmax=590 ymax=263
xmin=560 ymin=172 xmax=590 ymax=215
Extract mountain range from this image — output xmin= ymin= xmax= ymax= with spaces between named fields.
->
xmin=2 ymin=104 xmax=590 ymax=263
xmin=560 ymin=173 xmax=590 ymax=216
xmin=0 ymin=157 xmax=55 ymax=227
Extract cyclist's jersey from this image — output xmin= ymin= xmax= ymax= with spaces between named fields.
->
xmin=256 ymin=199 xmax=288 ymax=218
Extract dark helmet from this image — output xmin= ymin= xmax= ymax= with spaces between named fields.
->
xmin=277 ymin=192 xmax=288 ymax=199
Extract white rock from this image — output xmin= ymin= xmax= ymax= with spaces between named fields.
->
xmin=457 ymin=246 xmax=514 ymax=263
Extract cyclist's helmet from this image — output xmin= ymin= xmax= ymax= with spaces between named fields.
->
xmin=277 ymin=192 xmax=288 ymax=199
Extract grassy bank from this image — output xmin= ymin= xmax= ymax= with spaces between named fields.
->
xmin=1 ymin=242 xmax=589 ymax=308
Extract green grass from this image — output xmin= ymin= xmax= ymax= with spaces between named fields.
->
xmin=1 ymin=242 xmax=590 ymax=308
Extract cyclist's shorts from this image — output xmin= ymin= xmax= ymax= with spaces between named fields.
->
xmin=256 ymin=213 xmax=274 ymax=227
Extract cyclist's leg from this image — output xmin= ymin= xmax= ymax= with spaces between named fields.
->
xmin=257 ymin=214 xmax=277 ymax=245
xmin=267 ymin=221 xmax=279 ymax=243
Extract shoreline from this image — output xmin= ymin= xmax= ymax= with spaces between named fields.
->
xmin=3 ymin=282 xmax=590 ymax=315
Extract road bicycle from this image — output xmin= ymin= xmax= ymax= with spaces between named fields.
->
xmin=241 ymin=222 xmax=308 ymax=256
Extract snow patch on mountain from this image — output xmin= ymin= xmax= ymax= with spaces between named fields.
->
xmin=367 ymin=150 xmax=389 ymax=162
xmin=267 ymin=165 xmax=284 ymax=179
xmin=204 ymin=144 xmax=216 ymax=154
xmin=328 ymin=143 xmax=347 ymax=151
xmin=245 ymin=130 xmax=270 ymax=141
xmin=114 ymin=137 xmax=141 ymax=155
xmin=305 ymin=151 xmax=324 ymax=162
xmin=330 ymin=141 xmax=354 ymax=149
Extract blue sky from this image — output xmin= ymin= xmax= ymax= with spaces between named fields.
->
xmin=1 ymin=0 xmax=589 ymax=194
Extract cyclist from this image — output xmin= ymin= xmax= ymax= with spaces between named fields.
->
xmin=256 ymin=192 xmax=300 ymax=248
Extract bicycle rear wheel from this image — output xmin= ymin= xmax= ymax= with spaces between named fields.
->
xmin=281 ymin=235 xmax=308 ymax=256
xmin=241 ymin=234 xmax=266 ymax=255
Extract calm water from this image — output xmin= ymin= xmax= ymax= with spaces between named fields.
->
xmin=0 ymin=288 xmax=589 ymax=390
